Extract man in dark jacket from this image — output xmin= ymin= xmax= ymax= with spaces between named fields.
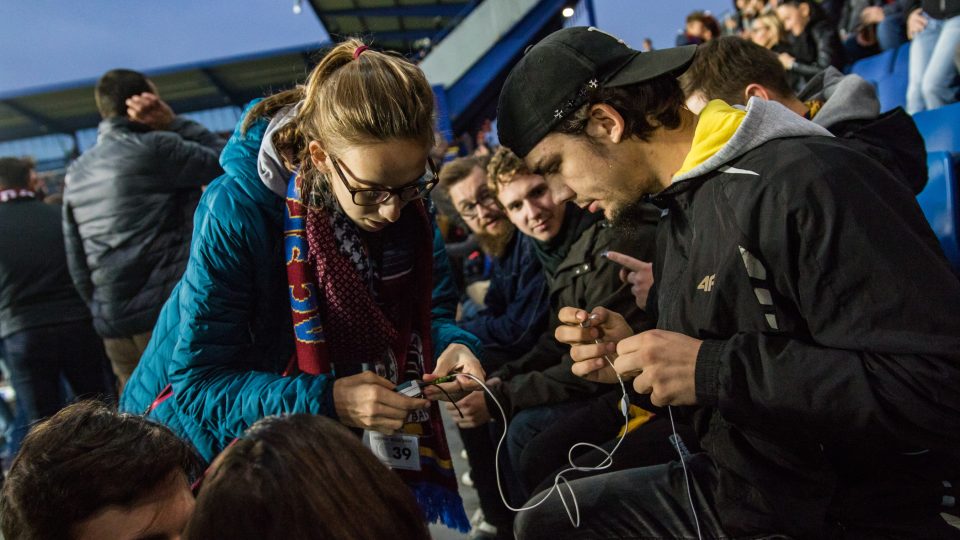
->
xmin=447 ymin=146 xmax=656 ymax=538
xmin=679 ymin=36 xmax=928 ymax=194
xmin=498 ymin=28 xmax=960 ymax=539
xmin=0 ymin=158 xmax=113 ymax=443
xmin=438 ymin=156 xmax=549 ymax=367
xmin=777 ymin=0 xmax=845 ymax=91
xmin=63 ymin=69 xmax=224 ymax=391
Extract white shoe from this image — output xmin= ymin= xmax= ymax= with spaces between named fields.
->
xmin=461 ymin=448 xmax=468 ymax=460
xmin=461 ymin=470 xmax=475 ymax=487
xmin=468 ymin=520 xmax=498 ymax=539
xmin=470 ymin=508 xmax=484 ymax=527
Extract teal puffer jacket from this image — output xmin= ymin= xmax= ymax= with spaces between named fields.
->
xmin=120 ymin=102 xmax=482 ymax=461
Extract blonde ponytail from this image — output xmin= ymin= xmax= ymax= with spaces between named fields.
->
xmin=243 ymin=38 xmax=436 ymax=179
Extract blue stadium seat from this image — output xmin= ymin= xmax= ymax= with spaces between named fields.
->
xmin=913 ymin=101 xmax=960 ymax=153
xmin=916 ymin=151 xmax=960 ymax=269
xmin=893 ymin=42 xmax=911 ymax=78
xmin=849 ymin=48 xmax=897 ymax=84
xmin=876 ymin=74 xmax=908 ymax=112
xmin=871 ymin=42 xmax=912 ymax=112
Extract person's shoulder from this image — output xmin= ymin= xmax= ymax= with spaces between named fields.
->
xmin=197 ymin=175 xmax=257 ymax=220
xmin=742 ymin=135 xmax=870 ymax=177
xmin=733 ymin=136 xmax=885 ymax=202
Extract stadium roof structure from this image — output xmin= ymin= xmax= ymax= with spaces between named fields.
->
xmin=0 ymin=44 xmax=326 ymax=144
xmin=0 ymin=0 xmax=478 ymax=146
xmin=307 ymin=0 xmax=478 ymax=53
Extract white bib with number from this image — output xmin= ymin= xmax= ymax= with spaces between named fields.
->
xmin=367 ymin=432 xmax=421 ymax=471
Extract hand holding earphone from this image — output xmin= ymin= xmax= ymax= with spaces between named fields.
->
xmin=555 ymin=306 xmax=634 ymax=384
xmin=614 ymin=330 xmax=703 ymax=407
xmin=422 ymin=343 xmax=485 ymax=402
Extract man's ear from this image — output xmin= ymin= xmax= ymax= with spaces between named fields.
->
xmin=308 ymin=141 xmax=328 ymax=171
xmin=584 ymin=103 xmax=626 ymax=144
xmin=744 ymin=83 xmax=772 ymax=102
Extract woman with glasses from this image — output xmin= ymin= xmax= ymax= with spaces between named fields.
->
xmin=119 ymin=38 xmax=484 ymax=532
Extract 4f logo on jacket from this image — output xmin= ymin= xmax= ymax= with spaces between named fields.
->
xmin=697 ymin=274 xmax=717 ymax=292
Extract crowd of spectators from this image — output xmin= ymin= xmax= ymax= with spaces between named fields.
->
xmin=695 ymin=0 xmax=960 ymax=104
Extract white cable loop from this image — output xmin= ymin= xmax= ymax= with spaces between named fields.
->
xmin=456 ymin=350 xmax=702 ymax=539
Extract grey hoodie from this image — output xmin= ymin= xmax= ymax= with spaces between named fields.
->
xmin=257 ymin=103 xmax=300 ymax=197
xmin=674 ymin=97 xmax=833 ymax=183
xmin=797 ymin=66 xmax=928 ymax=194
xmin=797 ymin=66 xmax=880 ymax=128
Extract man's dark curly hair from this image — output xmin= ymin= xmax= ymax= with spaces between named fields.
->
xmin=553 ymin=73 xmax=686 ymax=144
xmin=0 ymin=401 xmax=201 ymax=540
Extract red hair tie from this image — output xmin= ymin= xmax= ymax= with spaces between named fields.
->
xmin=353 ymin=45 xmax=369 ymax=60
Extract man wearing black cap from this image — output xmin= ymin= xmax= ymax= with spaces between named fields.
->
xmin=498 ymin=27 xmax=960 ymax=539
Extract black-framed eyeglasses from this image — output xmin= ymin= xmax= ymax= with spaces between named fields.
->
xmin=458 ymin=190 xmax=501 ymax=219
xmin=331 ymin=157 xmax=439 ymax=206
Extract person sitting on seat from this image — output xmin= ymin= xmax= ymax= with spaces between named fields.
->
xmin=680 ymin=35 xmax=927 ymax=194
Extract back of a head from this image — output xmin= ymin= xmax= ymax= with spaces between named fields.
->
xmin=0 ymin=401 xmax=200 ymax=540
xmin=186 ymin=414 xmax=430 ymax=540
xmin=95 ymin=69 xmax=153 ymax=119
xmin=244 ymin=38 xmax=435 ymax=180
xmin=678 ymin=36 xmax=794 ymax=107
xmin=0 ymin=157 xmax=31 ymax=190
xmin=687 ymin=10 xmax=721 ymax=39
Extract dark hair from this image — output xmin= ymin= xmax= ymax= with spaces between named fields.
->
xmin=438 ymin=155 xmax=488 ymax=193
xmin=778 ymin=0 xmax=826 ymax=23
xmin=95 ymin=69 xmax=154 ymax=119
xmin=686 ymin=11 xmax=721 ymax=39
xmin=678 ymin=36 xmax=794 ymax=106
xmin=185 ymin=414 xmax=429 ymax=540
xmin=0 ymin=401 xmax=201 ymax=540
xmin=0 ymin=157 xmax=31 ymax=189
xmin=553 ymin=74 xmax=686 ymax=143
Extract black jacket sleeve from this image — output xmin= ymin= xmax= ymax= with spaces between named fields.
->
xmin=150 ymin=120 xmax=225 ymax=189
xmin=167 ymin=117 xmax=226 ymax=152
xmin=62 ymin=200 xmax=93 ymax=305
xmin=695 ymin=145 xmax=960 ymax=455
xmin=790 ymin=21 xmax=845 ymax=79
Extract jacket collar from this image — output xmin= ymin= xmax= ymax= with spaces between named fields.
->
xmin=97 ymin=117 xmax=151 ymax=139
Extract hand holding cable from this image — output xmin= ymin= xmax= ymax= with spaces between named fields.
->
xmin=614 ymin=330 xmax=702 ymax=407
xmin=422 ymin=343 xmax=485 ymax=402
xmin=555 ymin=306 xmax=635 ymax=384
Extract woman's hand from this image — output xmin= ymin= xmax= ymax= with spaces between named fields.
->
xmin=555 ymin=306 xmax=635 ymax=384
xmin=423 ymin=343 xmax=485 ymax=402
xmin=333 ymin=371 xmax=429 ymax=434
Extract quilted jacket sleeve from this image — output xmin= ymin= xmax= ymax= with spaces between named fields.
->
xmin=430 ymin=224 xmax=484 ymax=363
xmin=168 ymin=197 xmax=335 ymax=444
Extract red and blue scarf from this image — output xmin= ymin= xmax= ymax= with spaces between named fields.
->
xmin=284 ymin=174 xmax=468 ymax=532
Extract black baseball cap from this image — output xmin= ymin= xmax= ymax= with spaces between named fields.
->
xmin=497 ymin=27 xmax=696 ymax=158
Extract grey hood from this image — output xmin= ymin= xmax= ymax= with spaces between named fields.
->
xmin=257 ymin=103 xmax=301 ymax=197
xmin=674 ymin=97 xmax=833 ymax=183
xmin=797 ymin=67 xmax=880 ymax=129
